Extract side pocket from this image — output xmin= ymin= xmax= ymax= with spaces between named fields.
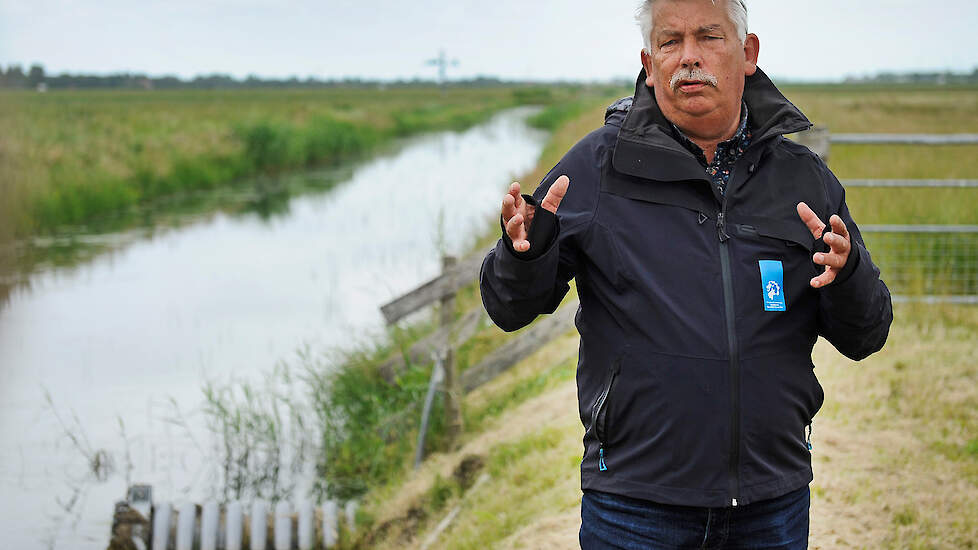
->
xmin=589 ymin=355 xmax=623 ymax=472
xmin=594 ymin=363 xmax=619 ymax=445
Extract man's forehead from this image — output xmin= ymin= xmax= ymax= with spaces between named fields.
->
xmin=652 ymin=0 xmax=733 ymax=34
xmin=657 ymin=23 xmax=725 ymax=36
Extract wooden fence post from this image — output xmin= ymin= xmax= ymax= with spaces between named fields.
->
xmin=440 ymin=255 xmax=464 ymax=449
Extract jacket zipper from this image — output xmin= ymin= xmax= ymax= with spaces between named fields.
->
xmin=590 ymin=359 xmax=621 ymax=472
xmin=717 ymin=190 xmax=741 ymax=507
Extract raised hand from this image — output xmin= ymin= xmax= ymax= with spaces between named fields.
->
xmin=501 ymin=175 xmax=570 ymax=253
xmin=797 ymin=202 xmax=851 ymax=288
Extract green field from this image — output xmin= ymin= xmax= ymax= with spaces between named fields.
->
xmin=0 ymin=86 xmax=600 ymax=244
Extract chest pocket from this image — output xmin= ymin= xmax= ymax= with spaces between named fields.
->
xmin=602 ymin=169 xmax=717 ymax=217
xmin=731 ymin=215 xmax=821 ymax=284
xmin=733 ymin=216 xmax=815 ymax=250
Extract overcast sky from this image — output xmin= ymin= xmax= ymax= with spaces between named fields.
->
xmin=1 ymin=0 xmax=976 ymax=82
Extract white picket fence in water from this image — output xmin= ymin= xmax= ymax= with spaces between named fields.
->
xmin=110 ymin=485 xmax=357 ymax=550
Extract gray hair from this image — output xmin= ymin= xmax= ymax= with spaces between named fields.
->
xmin=636 ymin=0 xmax=748 ymax=54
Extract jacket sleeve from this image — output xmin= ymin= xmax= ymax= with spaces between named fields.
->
xmin=479 ymin=132 xmax=603 ymax=332
xmin=815 ymin=163 xmax=893 ymax=360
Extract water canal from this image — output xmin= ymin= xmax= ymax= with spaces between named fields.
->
xmin=0 ymin=106 xmax=548 ymax=548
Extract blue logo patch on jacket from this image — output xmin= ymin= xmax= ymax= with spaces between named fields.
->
xmin=759 ymin=260 xmax=787 ymax=312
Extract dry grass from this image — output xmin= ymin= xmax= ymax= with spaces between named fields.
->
xmin=781 ymin=85 xmax=978 ymax=134
xmin=809 ymin=303 xmax=978 ymax=549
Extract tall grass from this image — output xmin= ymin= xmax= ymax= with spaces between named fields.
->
xmin=0 ymin=87 xmax=585 ymax=239
xmin=199 ymin=321 xmax=455 ymax=503
xmin=201 ymin=363 xmax=314 ymax=502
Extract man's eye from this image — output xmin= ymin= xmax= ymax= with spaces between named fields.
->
xmin=661 ymin=40 xmax=677 ymax=47
xmin=705 ymin=36 xmax=722 ymax=40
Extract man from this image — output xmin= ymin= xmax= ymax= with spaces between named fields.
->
xmin=479 ymin=0 xmax=893 ymax=548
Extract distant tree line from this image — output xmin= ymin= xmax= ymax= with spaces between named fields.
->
xmin=0 ymin=63 xmax=559 ymax=90
xmin=4 ymin=63 xmax=976 ymax=91
xmin=844 ymin=68 xmax=978 ymax=85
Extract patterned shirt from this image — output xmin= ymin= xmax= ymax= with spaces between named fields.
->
xmin=669 ymin=102 xmax=751 ymax=198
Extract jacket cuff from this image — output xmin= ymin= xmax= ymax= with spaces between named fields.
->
xmin=499 ymin=194 xmax=559 ymax=261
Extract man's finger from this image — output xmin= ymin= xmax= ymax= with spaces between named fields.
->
xmin=509 ymin=182 xmax=525 ymax=211
xmin=823 ymin=231 xmax=850 ymax=256
xmin=513 ymin=239 xmax=530 ymax=253
xmin=509 ymin=181 xmax=521 ymax=198
xmin=814 ymin=251 xmax=847 ymax=269
xmin=796 ymin=202 xmax=826 ymax=239
xmin=506 ymin=214 xmax=530 ymax=254
xmin=501 ymin=192 xmax=517 ymax=223
xmin=810 ymin=269 xmax=837 ymax=288
xmin=540 ymin=175 xmax=570 ymax=214
xmin=829 ymin=214 xmax=849 ymax=242
xmin=505 ymin=212 xmax=525 ymax=237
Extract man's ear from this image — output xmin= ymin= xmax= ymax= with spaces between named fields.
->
xmin=641 ymin=49 xmax=655 ymax=87
xmin=744 ymin=33 xmax=760 ymax=76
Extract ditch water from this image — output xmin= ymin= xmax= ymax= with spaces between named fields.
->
xmin=0 ymin=106 xmax=548 ymax=549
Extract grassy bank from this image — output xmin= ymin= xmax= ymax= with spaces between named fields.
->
xmin=0 ymin=86 xmax=591 ymax=242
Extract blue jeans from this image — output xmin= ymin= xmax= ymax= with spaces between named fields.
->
xmin=580 ymin=485 xmax=810 ymax=549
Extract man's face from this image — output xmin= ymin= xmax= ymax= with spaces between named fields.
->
xmin=641 ymin=0 xmax=759 ymax=134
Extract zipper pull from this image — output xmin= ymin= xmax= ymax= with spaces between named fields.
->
xmin=732 ymin=498 xmax=739 ymax=507
xmin=599 ymin=447 xmax=607 ymax=471
xmin=717 ymin=212 xmax=730 ymax=242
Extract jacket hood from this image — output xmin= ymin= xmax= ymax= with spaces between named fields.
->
xmin=614 ymin=66 xmax=812 ymax=183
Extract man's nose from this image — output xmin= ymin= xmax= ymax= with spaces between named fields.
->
xmin=679 ymin=42 xmax=703 ymax=68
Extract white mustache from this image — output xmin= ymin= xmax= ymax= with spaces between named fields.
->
xmin=670 ymin=68 xmax=719 ymax=90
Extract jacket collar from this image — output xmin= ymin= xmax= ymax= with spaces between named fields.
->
xmin=613 ymin=67 xmax=811 ymax=183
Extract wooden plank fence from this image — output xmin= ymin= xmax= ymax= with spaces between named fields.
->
xmin=460 ymin=299 xmax=578 ymax=393
xmin=379 ymin=253 xmax=485 ymax=325
xmin=379 ymin=251 xmax=579 ymax=464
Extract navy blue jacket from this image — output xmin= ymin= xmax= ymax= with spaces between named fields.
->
xmin=479 ymin=68 xmax=892 ymax=508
